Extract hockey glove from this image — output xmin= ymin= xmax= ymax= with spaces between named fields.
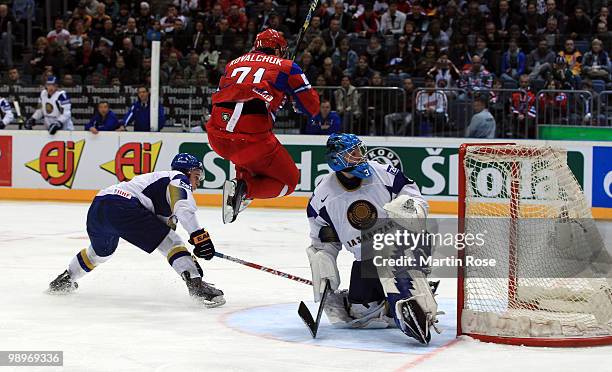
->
xmin=189 ymin=229 xmax=215 ymax=260
xmin=48 ymin=122 xmax=63 ymax=135
xmin=24 ymin=118 xmax=35 ymax=130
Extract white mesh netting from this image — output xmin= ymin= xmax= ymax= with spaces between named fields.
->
xmin=460 ymin=144 xmax=612 ymax=340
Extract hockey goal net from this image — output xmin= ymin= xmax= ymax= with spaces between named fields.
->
xmin=457 ymin=143 xmax=612 ymax=346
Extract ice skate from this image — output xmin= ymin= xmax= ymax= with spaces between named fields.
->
xmin=182 ymin=272 xmax=226 ymax=308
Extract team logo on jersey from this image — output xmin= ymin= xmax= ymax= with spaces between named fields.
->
xmin=25 ymin=140 xmax=85 ymax=188
xmin=100 ymin=141 xmax=162 ymax=182
xmin=366 ymin=147 xmax=403 ymax=170
xmin=221 ymin=112 xmax=230 ymax=122
xmin=45 ymin=103 xmax=54 ymax=114
xmin=347 ymin=200 xmax=378 ymax=230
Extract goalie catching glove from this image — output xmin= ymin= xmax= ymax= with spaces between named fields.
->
xmin=189 ymin=229 xmax=215 ymax=260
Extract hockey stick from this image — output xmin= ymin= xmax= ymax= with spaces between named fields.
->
xmin=297 ymin=279 xmax=330 ymax=338
xmin=288 ymin=0 xmax=321 ymax=60
xmin=214 ymin=251 xmax=313 ymax=285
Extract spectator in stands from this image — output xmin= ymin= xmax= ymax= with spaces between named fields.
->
xmin=537 ymin=79 xmax=568 ymax=124
xmin=5 ymin=67 xmax=22 ymax=85
xmin=352 ymin=55 xmax=375 ymax=87
xmin=355 ymin=4 xmax=380 ymax=39
xmin=161 ymin=52 xmax=182 ymax=84
xmin=448 ymin=38 xmax=470 ymax=70
xmin=257 ymin=0 xmax=276 ymax=30
xmin=320 ymin=57 xmax=343 ymax=86
xmin=81 ymin=0 xmax=100 ymax=17
xmin=86 ymin=101 xmax=122 ymax=134
xmin=62 ymin=74 xmax=75 ymax=87
xmin=595 ymin=22 xmax=612 ymax=52
xmin=523 ymin=2 xmax=540 ymax=41
xmin=69 ymin=20 xmax=88 ymax=50
xmin=594 ymin=6 xmax=612 ymax=32
xmin=298 ymin=51 xmax=319 ymax=84
xmin=146 ymin=20 xmax=163 ymax=42
xmin=463 ymin=1 xmax=486 ymax=34
xmin=544 ymin=56 xmax=579 ymax=89
xmin=458 ymin=55 xmax=493 ymax=92
xmin=199 ymin=39 xmax=220 ymax=71
xmin=304 ymin=16 xmax=323 ymax=44
xmin=332 ymin=38 xmax=358 ymax=76
xmin=493 ymin=0 xmax=518 ymax=39
xmin=47 ymin=18 xmax=71 ymax=47
xmin=405 ymin=2 xmax=428 ymax=34
xmin=581 ymin=38 xmax=611 ymax=81
xmin=304 ymin=99 xmax=341 ymax=135
xmin=114 ymin=5 xmax=131 ymax=29
xmin=185 ymin=52 xmax=207 ymax=83
xmin=29 ymin=37 xmax=50 ymax=78
xmin=380 ymin=0 xmax=407 ymax=36
xmin=97 ymin=19 xmax=116 ymax=47
xmin=322 ymin=19 xmax=346 ymax=51
xmin=538 ymin=16 xmax=563 ymax=51
xmin=386 ymin=36 xmax=416 ymax=81
xmin=365 ymin=36 xmax=387 ymax=72
xmin=473 ymin=36 xmax=495 ymax=73
xmin=364 ymin=72 xmax=386 ymax=135
xmin=501 ymin=39 xmax=526 ymax=82
xmin=466 ymin=93 xmax=496 ymax=138
xmin=138 ymin=56 xmax=151 ymax=84
xmin=540 ymin=0 xmax=565 ymax=31
xmin=421 ymin=20 xmax=450 ymax=52
xmin=0 ymin=4 xmax=14 ymax=65
xmin=209 ymin=57 xmax=227 ymax=86
xmin=566 ymin=5 xmax=592 ymax=40
xmin=160 ymin=4 xmax=184 ymax=34
xmin=330 ymin=1 xmax=352 ymax=32
xmin=483 ymin=22 xmax=502 ymax=53
xmin=403 ymin=21 xmax=422 ymax=54
xmin=509 ymin=74 xmax=537 ymax=138
xmin=67 ymin=6 xmax=93 ymax=34
xmin=212 ymin=18 xmax=237 ymax=52
xmin=122 ymin=86 xmax=165 ymax=132
xmin=227 ymin=4 xmax=248 ymax=34
xmin=137 ymin=2 xmax=154 ymax=32
xmin=526 ymin=38 xmax=556 ymax=80
xmin=427 ymin=54 xmax=461 ymax=88
xmin=306 ymin=36 xmax=329 ymax=67
xmin=416 ymin=42 xmax=439 ymax=77
xmin=283 ymin=1 xmax=303 ymax=35
xmin=110 ymin=55 xmax=136 ymax=85
xmin=170 ymin=18 xmax=191 ymax=54
xmin=119 ymin=37 xmax=142 ymax=74
xmin=334 ymin=75 xmax=361 ymax=132
xmin=558 ymin=39 xmax=582 ymax=77
xmin=415 ymin=75 xmax=448 ymax=136
xmin=384 ymin=78 xmax=415 ymax=135
xmin=190 ymin=21 xmax=206 ymax=54
xmin=90 ymin=3 xmax=111 ymax=37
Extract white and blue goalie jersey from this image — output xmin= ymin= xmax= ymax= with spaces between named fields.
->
xmin=307 ymin=161 xmax=427 ymax=260
xmin=97 ymin=171 xmax=201 ymax=234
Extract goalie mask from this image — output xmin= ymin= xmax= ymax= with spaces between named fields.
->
xmin=326 ymin=133 xmax=372 ymax=179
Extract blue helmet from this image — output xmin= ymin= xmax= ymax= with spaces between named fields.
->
xmin=326 ymin=133 xmax=372 ymax=179
xmin=171 ymin=153 xmax=203 ymax=176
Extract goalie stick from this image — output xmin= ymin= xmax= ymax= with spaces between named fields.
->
xmin=297 ymin=279 xmax=330 ymax=338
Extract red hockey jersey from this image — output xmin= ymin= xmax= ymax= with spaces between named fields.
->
xmin=211 ymin=51 xmax=320 ymax=132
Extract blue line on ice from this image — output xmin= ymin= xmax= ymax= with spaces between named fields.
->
xmin=225 ymin=298 xmax=457 ymax=354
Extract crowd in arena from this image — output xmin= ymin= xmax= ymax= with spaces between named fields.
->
xmin=1 ymin=0 xmax=611 ymax=138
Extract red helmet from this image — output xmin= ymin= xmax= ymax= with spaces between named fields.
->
xmin=252 ymin=29 xmax=288 ymax=56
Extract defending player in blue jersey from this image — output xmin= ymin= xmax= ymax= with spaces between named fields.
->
xmin=306 ymin=133 xmax=441 ymax=344
xmin=48 ymin=153 xmax=225 ymax=308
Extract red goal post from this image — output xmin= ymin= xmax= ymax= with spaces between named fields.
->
xmin=456 ymin=143 xmax=612 ymax=347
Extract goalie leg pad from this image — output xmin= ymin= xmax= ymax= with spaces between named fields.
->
xmin=307 ymin=244 xmax=341 ymax=302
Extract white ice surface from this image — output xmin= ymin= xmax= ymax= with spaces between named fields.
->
xmin=0 ymin=201 xmax=610 ymax=372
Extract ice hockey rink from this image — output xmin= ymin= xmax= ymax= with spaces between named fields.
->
xmin=1 ymin=200 xmax=610 ymax=372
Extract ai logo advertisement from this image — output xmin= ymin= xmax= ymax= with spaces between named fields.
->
xmin=100 ymin=141 xmax=162 ymax=182
xmin=592 ymin=146 xmax=612 ymax=208
xmin=25 ymin=140 xmax=85 ymax=188
xmin=0 ymin=136 xmax=12 ymax=186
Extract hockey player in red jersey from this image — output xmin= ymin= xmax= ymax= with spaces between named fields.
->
xmin=206 ymin=29 xmax=320 ymax=223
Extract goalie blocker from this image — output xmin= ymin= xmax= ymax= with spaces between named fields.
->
xmin=305 ymin=133 xmax=442 ymax=344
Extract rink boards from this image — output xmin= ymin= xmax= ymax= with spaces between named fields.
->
xmin=0 ymin=130 xmax=610 ymax=219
